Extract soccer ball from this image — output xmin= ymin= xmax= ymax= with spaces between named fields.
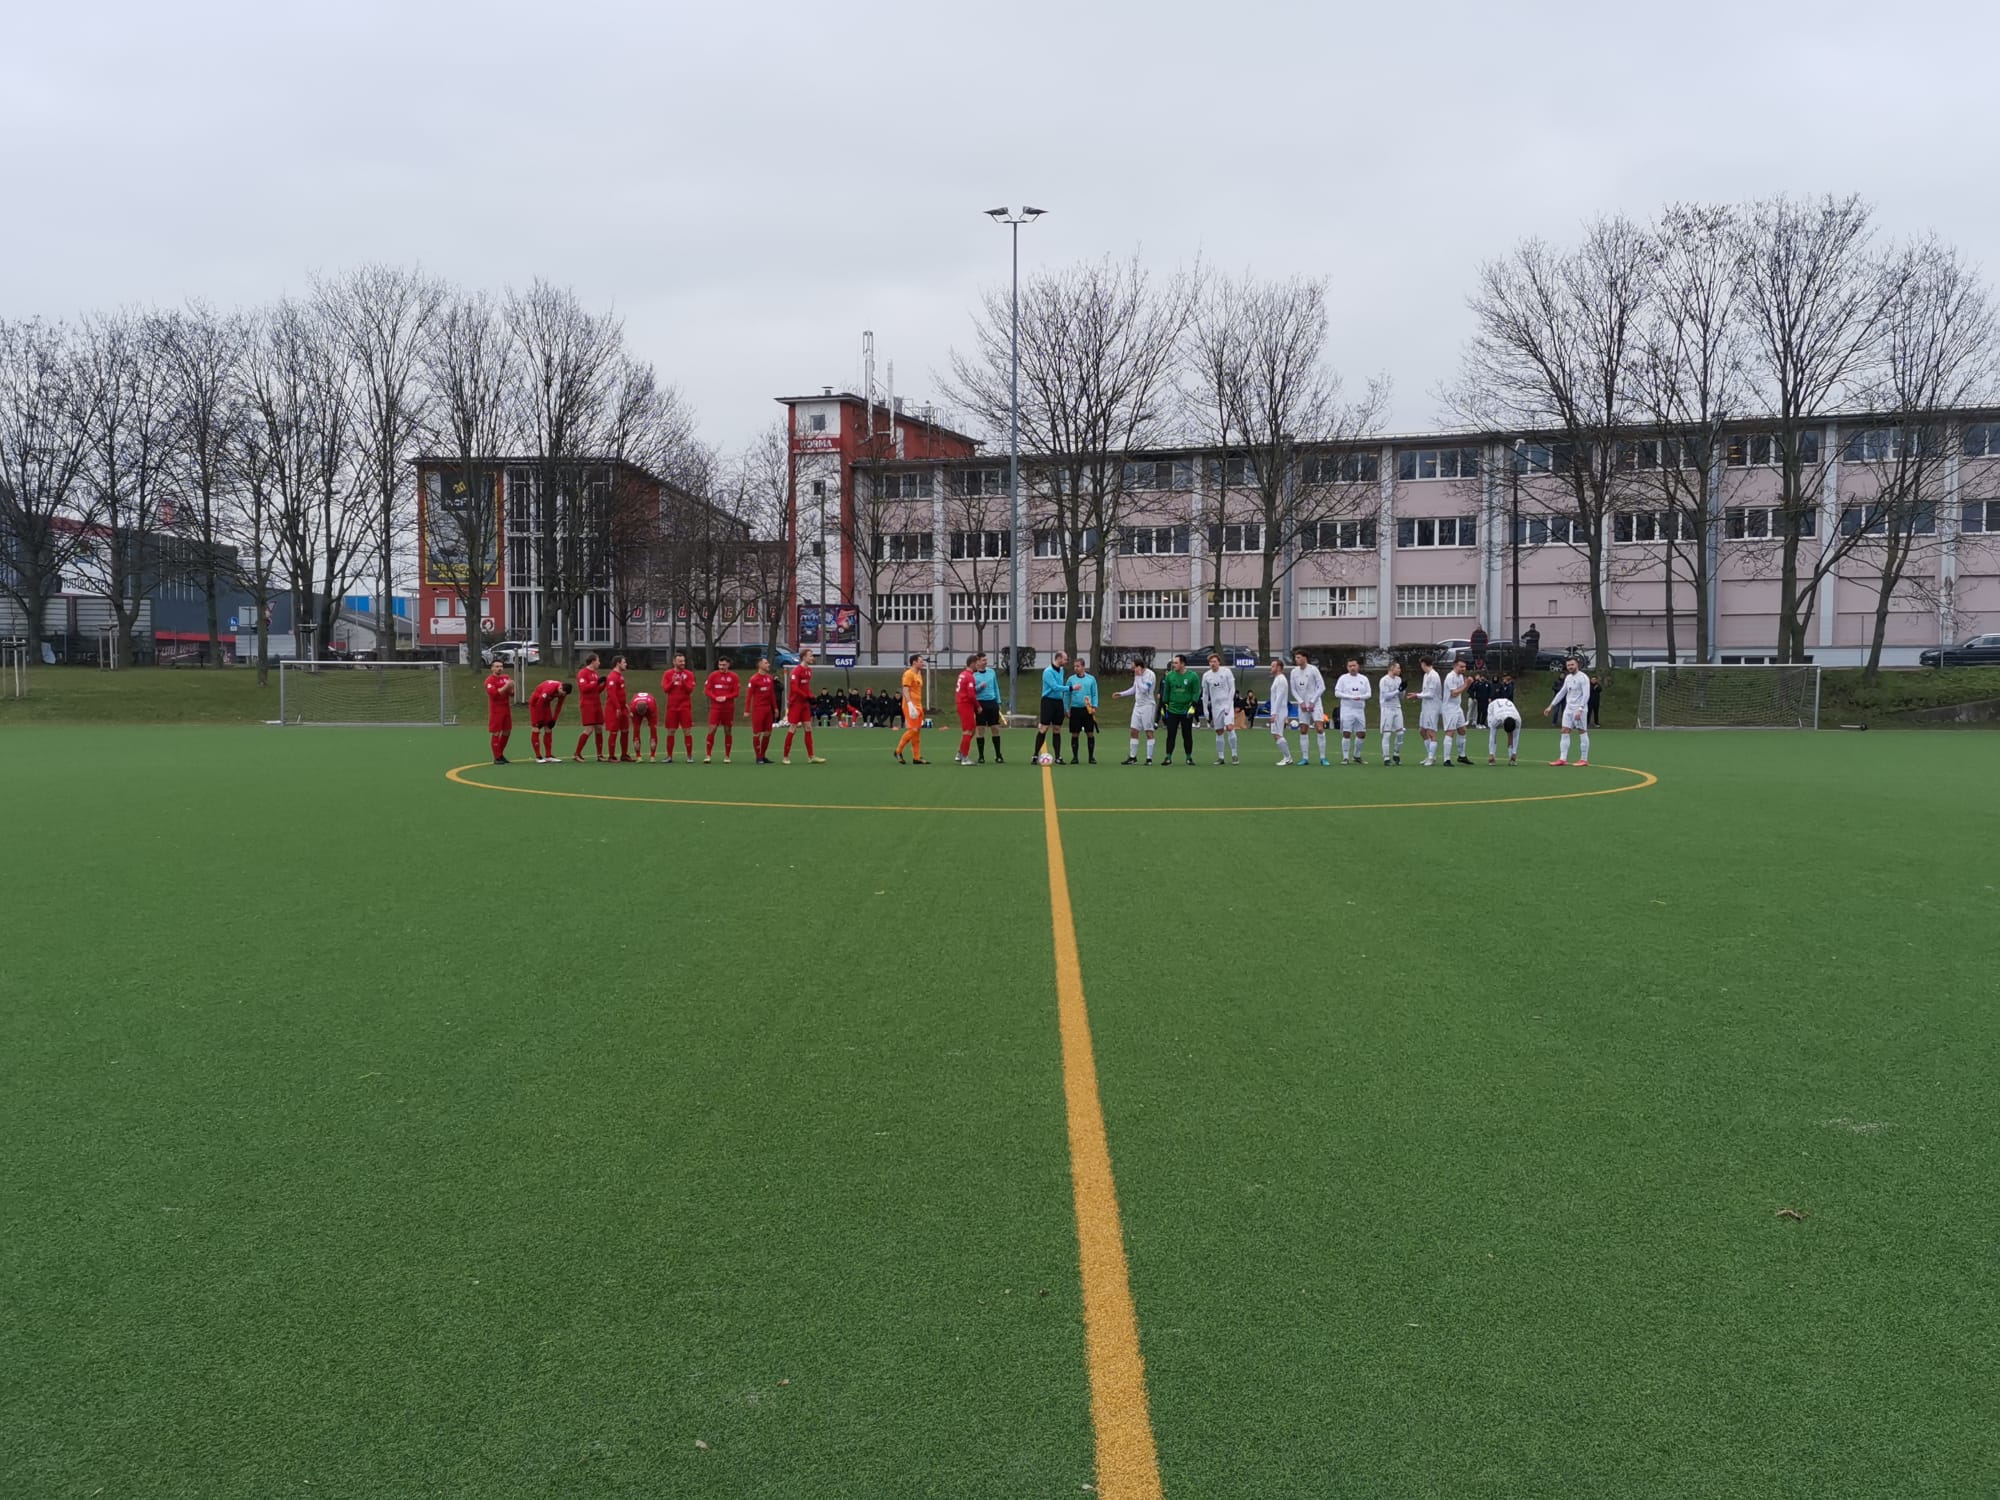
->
xmin=1036 ymin=752 xmax=1054 ymax=765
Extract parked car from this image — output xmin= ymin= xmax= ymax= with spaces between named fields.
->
xmin=1918 ymin=633 xmax=2000 ymax=668
xmin=483 ymin=641 xmax=540 ymax=666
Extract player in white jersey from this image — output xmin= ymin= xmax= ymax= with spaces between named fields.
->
xmin=1546 ymin=657 xmax=1592 ymax=765
xmin=1412 ymin=656 xmax=1443 ymax=765
xmin=1440 ymin=660 xmax=1471 ymax=765
xmin=1377 ymin=661 xmax=1407 ymax=764
xmin=1115 ymin=661 xmax=1160 ymax=765
xmin=1332 ymin=658 xmax=1371 ymax=765
xmin=1485 ymin=693 xmax=1521 ymax=763
xmin=1287 ymin=650 xmax=1328 ymax=766
xmin=1264 ymin=660 xmax=1295 ymax=763
xmin=1200 ymin=653 xmax=1239 ymax=764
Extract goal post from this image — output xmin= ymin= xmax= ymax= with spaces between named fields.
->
xmin=276 ymin=660 xmax=455 ymax=726
xmin=1637 ymin=664 xmax=1821 ymax=729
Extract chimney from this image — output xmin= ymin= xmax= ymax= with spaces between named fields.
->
xmin=822 ymin=386 xmax=832 ymax=396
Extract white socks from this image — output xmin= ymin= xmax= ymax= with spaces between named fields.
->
xmin=1129 ymin=734 xmax=1139 ymax=759
xmin=1579 ymin=731 xmax=1590 ymax=761
xmin=1226 ymin=729 xmax=1239 ymax=756
xmin=1559 ymin=731 xmax=1571 ymax=760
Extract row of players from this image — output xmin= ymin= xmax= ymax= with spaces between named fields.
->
xmin=479 ymin=647 xmax=1600 ymax=770
xmin=1031 ymin=650 xmax=1598 ymax=768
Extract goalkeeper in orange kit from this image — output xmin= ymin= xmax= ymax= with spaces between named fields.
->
xmin=893 ymin=653 xmax=930 ymax=764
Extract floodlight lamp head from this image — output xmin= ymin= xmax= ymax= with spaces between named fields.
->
xmin=985 ymin=207 xmax=1010 ymax=220
xmin=1022 ymin=206 xmax=1047 ymax=220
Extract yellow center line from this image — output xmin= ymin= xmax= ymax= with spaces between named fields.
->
xmin=1042 ymin=765 xmax=1164 ymax=1500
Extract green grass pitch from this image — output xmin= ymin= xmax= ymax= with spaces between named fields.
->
xmin=2 ymin=717 xmax=1995 ymax=1497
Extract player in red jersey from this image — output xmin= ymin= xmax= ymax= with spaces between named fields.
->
xmin=528 ymin=679 xmax=571 ymax=763
xmin=781 ymin=648 xmax=825 ymax=764
xmin=573 ymin=652 xmax=606 ymax=761
xmin=953 ymin=652 xmax=983 ymax=765
xmin=604 ymin=655 xmax=632 ymax=761
xmin=660 ymin=652 xmax=697 ymax=762
xmin=629 ymin=689 xmax=659 ymax=759
xmin=483 ymin=663 xmax=514 ymax=763
xmin=703 ymin=655 xmax=741 ymax=762
xmin=746 ymin=656 xmax=779 ymax=763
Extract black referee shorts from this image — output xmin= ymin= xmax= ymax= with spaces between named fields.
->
xmin=1039 ymin=695 xmax=1066 ymax=728
xmin=1068 ymin=706 xmax=1095 ymax=735
xmin=976 ymin=700 xmax=1001 ymax=727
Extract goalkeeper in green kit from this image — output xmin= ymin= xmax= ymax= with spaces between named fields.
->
xmin=1158 ymin=654 xmax=1202 ymax=765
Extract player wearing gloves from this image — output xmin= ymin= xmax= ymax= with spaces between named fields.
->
xmin=1159 ymin=655 xmax=1201 ymax=765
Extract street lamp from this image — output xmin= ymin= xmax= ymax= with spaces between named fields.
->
xmin=985 ymin=205 xmax=1045 ymax=716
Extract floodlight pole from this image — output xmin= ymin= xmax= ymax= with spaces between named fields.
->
xmin=1510 ymin=438 xmax=1525 ymax=648
xmin=987 ymin=205 xmax=1045 ymax=716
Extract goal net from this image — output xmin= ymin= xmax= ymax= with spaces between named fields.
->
xmin=1637 ymin=665 xmax=1821 ymax=729
xmin=277 ymin=661 xmax=454 ymax=726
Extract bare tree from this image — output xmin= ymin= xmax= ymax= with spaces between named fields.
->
xmin=1183 ymin=273 xmax=1387 ymax=656
xmin=0 ymin=318 xmax=98 ymax=651
xmin=506 ymin=280 xmax=622 ymax=665
xmin=941 ymin=465 xmax=1010 ymax=658
xmin=1450 ymin=217 xmax=1656 ymax=676
xmin=1732 ymin=194 xmax=1895 ymax=662
xmin=76 ymin=312 xmax=176 ymax=665
xmin=419 ymin=291 xmax=517 ymax=672
xmin=156 ymin=302 xmax=248 ymax=665
xmin=320 ymin=264 xmax=445 ymax=658
xmin=1624 ymin=204 xmax=1747 ymax=664
xmin=732 ymin=424 xmax=794 ymax=653
xmin=225 ymin=393 xmax=285 ymax=685
xmin=949 ymin=254 xmax=1195 ymax=658
xmin=1844 ymin=239 xmax=1998 ymax=681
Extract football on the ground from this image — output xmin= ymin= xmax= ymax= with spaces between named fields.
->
xmin=1036 ymin=752 xmax=1054 ymax=765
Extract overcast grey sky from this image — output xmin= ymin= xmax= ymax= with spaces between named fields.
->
xmin=4 ymin=0 xmax=1989 ymax=449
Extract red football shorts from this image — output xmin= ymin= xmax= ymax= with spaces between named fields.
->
xmin=580 ymin=701 xmax=603 ymax=726
xmin=956 ymin=704 xmax=977 ymax=730
xmin=665 ymin=703 xmax=693 ymax=730
xmin=707 ymin=705 xmax=736 ymax=726
xmin=488 ymin=708 xmax=513 ymax=731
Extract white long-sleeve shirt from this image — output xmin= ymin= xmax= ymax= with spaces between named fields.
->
xmin=1443 ymin=669 xmax=1467 ymax=708
xmin=1419 ymin=669 xmax=1442 ymax=706
xmin=1334 ymin=672 xmax=1371 ymax=704
xmin=1550 ymin=671 xmax=1591 ymax=715
xmin=1378 ymin=673 xmax=1405 ymax=710
xmin=1201 ymin=667 xmax=1236 ymax=715
xmin=1288 ymin=663 xmax=1326 ymax=707
xmin=1268 ymin=672 xmax=1292 ymax=721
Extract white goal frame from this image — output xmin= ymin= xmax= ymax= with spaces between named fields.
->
xmin=276 ymin=660 xmax=453 ymax=726
xmin=1637 ymin=664 xmax=1822 ymax=730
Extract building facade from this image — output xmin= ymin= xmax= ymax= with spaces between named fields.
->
xmin=782 ymin=393 xmax=2000 ymax=669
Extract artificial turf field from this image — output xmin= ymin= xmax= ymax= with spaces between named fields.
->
xmin=2 ymin=720 xmax=1995 ymax=1498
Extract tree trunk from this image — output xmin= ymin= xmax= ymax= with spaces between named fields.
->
xmin=1587 ymin=536 xmax=1612 ymax=682
xmin=204 ymin=563 xmax=222 ymax=667
xmin=1663 ymin=552 xmax=1678 ymax=664
xmin=1255 ymin=549 xmax=1277 ymax=659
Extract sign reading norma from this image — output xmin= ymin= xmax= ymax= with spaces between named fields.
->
xmin=423 ymin=469 xmax=501 ymax=587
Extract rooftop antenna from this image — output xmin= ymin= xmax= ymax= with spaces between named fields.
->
xmin=888 ymin=359 xmax=901 ymax=459
xmin=863 ymin=331 xmax=876 ymax=444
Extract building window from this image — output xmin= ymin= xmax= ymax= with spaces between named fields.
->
xmin=878 ymin=592 xmax=934 ymax=623
xmin=1303 ymin=453 xmax=1379 ymax=484
xmin=1032 ymin=590 xmax=1094 ymax=621
xmin=1122 ymin=459 xmax=1194 ymax=491
xmin=948 ymin=529 xmax=1010 ymax=560
xmin=1206 ymin=522 xmax=1263 ymax=553
xmin=809 ymin=413 xmax=826 ymax=433
xmin=1117 ymin=589 xmax=1190 ymax=622
xmin=1613 ymin=512 xmax=1699 ymax=543
xmin=1299 ymin=518 xmax=1378 ymax=551
xmin=1964 ymin=423 xmax=2000 ymax=458
xmin=1840 ymin=503 xmax=1936 ymax=537
xmin=505 ymin=469 xmax=535 ymax=527
xmin=1962 ymin=500 xmax=2000 ymax=533
xmin=1725 ymin=431 xmax=1820 ymax=467
xmin=873 ymin=532 xmax=934 ymax=563
xmin=811 ymin=480 xmax=826 ymax=498
xmin=1395 ymin=584 xmax=1478 ymax=618
xmin=1511 ymin=514 xmax=1588 ymax=546
xmin=1298 ymin=586 xmax=1379 ymax=619
xmin=1116 ymin=524 xmax=1191 ymax=556
xmin=1842 ymin=426 xmax=1942 ymax=463
xmin=1396 ymin=447 xmax=1481 ymax=481
xmin=948 ymin=468 xmax=1008 ymax=497
xmin=1724 ymin=506 xmax=1818 ymax=540
xmin=1206 ymin=587 xmax=1272 ymax=620
xmin=1396 ymin=515 xmax=1478 ymax=548
xmin=1616 ymin=438 xmax=1695 ymax=471
xmin=876 ymin=472 xmax=934 ymax=500
xmin=1205 ymin=456 xmax=1258 ymax=489
xmin=948 ymin=591 xmax=1009 ymax=623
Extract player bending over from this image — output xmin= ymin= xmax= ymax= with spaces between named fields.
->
xmin=1159 ymin=654 xmax=1200 ymax=765
xmin=1441 ymin=658 xmax=1471 ymax=766
xmin=1410 ymin=655 xmax=1442 ymax=766
xmin=1032 ymin=651 xmax=1070 ymax=764
xmin=604 ymin=655 xmax=632 ymax=761
xmin=1116 ymin=659 xmax=1159 ymax=764
xmin=1377 ymin=661 xmax=1406 ymax=764
xmin=629 ymin=688 xmax=659 ymax=759
xmin=573 ymin=653 xmax=607 ymax=761
xmin=1268 ymin=659 xmax=1295 ymax=765
xmin=661 ymin=653 xmax=698 ymax=763
xmin=1332 ymin=658 xmax=1371 ymax=765
xmin=1486 ymin=689 xmax=1521 ymax=764
xmin=747 ymin=657 xmax=779 ymax=763
xmin=782 ymin=649 xmax=825 ymax=764
xmin=484 ymin=662 xmax=513 ymax=763
xmin=894 ymin=653 xmax=929 ymax=764
xmin=1288 ymin=650 xmax=1328 ymax=765
xmin=1201 ymin=653 xmax=1239 ymax=765
xmin=704 ymin=656 xmax=741 ymax=763
xmin=1546 ymin=657 xmax=1592 ymax=766
xmin=954 ymin=654 xmax=983 ymax=764
xmin=528 ymin=678 xmax=571 ymax=762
